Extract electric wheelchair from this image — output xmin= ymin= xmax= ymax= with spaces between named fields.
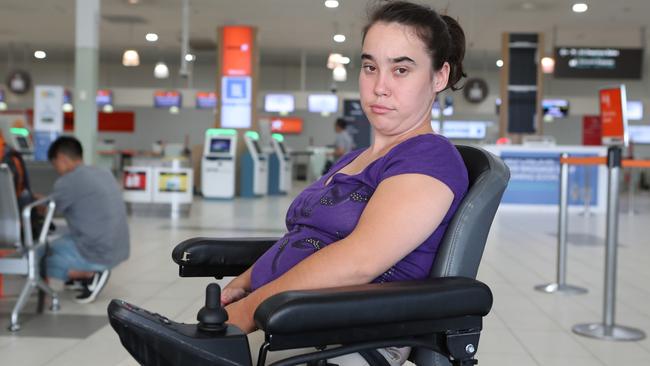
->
xmin=108 ymin=145 xmax=510 ymax=366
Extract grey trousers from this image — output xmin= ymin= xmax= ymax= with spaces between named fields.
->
xmin=247 ymin=330 xmax=411 ymax=366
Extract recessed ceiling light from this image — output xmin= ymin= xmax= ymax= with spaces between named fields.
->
xmin=340 ymin=56 xmax=351 ymax=64
xmin=146 ymin=33 xmax=158 ymax=42
xmin=34 ymin=50 xmax=46 ymax=59
xmin=324 ymin=0 xmax=339 ymax=9
xmin=521 ymin=2 xmax=535 ymax=10
xmin=185 ymin=53 xmax=195 ymax=62
xmin=333 ymin=34 xmax=346 ymax=43
xmin=541 ymin=57 xmax=555 ymax=73
xmin=496 ymin=59 xmax=504 ymax=67
xmin=572 ymin=3 xmax=588 ymax=13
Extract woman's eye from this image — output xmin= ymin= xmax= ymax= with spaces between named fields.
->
xmin=395 ymin=67 xmax=408 ymax=75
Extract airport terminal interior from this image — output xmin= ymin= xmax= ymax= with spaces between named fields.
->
xmin=1 ymin=0 xmax=650 ymax=365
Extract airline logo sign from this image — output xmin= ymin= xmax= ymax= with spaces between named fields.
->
xmin=222 ymin=26 xmax=253 ymax=77
xmin=600 ymin=86 xmax=628 ymax=146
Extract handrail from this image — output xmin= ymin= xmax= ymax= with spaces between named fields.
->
xmin=21 ymin=196 xmax=56 ymax=250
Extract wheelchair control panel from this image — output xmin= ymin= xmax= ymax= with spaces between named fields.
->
xmin=108 ymin=283 xmax=252 ymax=366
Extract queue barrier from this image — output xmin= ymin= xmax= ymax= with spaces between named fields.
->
xmin=536 ymin=148 xmax=646 ymax=341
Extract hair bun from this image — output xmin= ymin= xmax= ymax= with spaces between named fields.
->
xmin=441 ymin=15 xmax=467 ymax=91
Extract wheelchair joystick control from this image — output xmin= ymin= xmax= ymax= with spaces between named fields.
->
xmin=197 ymin=283 xmax=228 ymax=332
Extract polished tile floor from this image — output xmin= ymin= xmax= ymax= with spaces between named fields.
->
xmin=1 ymin=182 xmax=650 ymax=366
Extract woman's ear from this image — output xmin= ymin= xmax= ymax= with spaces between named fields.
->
xmin=433 ymin=62 xmax=450 ymax=93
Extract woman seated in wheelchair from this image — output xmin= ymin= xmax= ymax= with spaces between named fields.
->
xmin=224 ymin=1 xmax=468 ymax=364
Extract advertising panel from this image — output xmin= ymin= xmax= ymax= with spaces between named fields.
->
xmin=33 ymin=85 xmax=64 ymax=132
xmin=600 ymin=85 xmax=628 ymax=146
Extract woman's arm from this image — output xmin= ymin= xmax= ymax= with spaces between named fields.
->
xmin=225 ymin=173 xmax=454 ymax=332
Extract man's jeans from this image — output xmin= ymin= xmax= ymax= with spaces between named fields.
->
xmin=37 ymin=234 xmax=108 ymax=281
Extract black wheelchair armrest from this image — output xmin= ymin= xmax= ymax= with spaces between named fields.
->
xmin=172 ymin=237 xmax=279 ymax=278
xmin=253 ymin=277 xmax=492 ymax=350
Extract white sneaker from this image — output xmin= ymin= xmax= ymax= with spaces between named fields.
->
xmin=73 ymin=270 xmax=110 ymax=304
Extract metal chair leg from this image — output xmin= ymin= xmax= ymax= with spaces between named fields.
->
xmin=9 ymin=279 xmax=35 ymax=331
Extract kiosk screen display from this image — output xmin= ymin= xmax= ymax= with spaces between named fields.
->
xmin=251 ymin=140 xmax=262 ymax=155
xmin=308 ymin=94 xmax=338 ymax=113
xmin=15 ymin=136 xmax=30 ymax=150
xmin=209 ymin=138 xmax=231 ymax=154
xmin=264 ymin=94 xmax=295 ymax=113
xmin=542 ymin=99 xmax=569 ymax=118
xmin=627 ymin=100 xmax=643 ymax=121
xmin=278 ymin=142 xmax=287 ymax=155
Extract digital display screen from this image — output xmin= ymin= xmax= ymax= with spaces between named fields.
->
xmin=628 ymin=125 xmax=650 ymax=144
xmin=123 ymin=171 xmax=147 ymax=191
xmin=196 ymin=92 xmax=217 ymax=109
xmin=554 ymin=47 xmax=643 ymax=79
xmin=542 ymin=99 xmax=570 ymax=118
xmin=441 ymin=121 xmax=487 ymax=139
xmin=154 ymin=91 xmax=182 ymax=108
xmin=15 ymin=136 xmax=30 ymax=150
xmin=270 ymin=117 xmax=303 ymax=134
xmin=209 ymin=138 xmax=231 ymax=154
xmin=431 ymin=98 xmax=441 ymax=118
xmin=627 ymin=100 xmax=643 ymax=121
xmin=308 ymin=94 xmax=339 ymax=113
xmin=264 ymin=94 xmax=295 ymax=113
xmin=158 ymin=172 xmax=188 ymax=193
xmin=96 ymin=89 xmax=113 ymax=107
xmin=251 ymin=140 xmax=262 ymax=155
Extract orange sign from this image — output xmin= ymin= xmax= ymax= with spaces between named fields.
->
xmin=600 ymin=86 xmax=628 ymax=146
xmin=270 ymin=117 xmax=303 ymax=134
xmin=222 ymin=26 xmax=253 ymax=76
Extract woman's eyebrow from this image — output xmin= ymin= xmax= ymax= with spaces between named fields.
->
xmin=360 ymin=53 xmax=416 ymax=65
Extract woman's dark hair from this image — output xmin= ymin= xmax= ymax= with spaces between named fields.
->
xmin=362 ymin=0 xmax=466 ymax=91
xmin=48 ymin=136 xmax=83 ymax=161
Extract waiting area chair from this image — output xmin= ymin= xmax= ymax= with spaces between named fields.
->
xmin=0 ymin=165 xmax=59 ymax=331
xmin=108 ymin=145 xmax=510 ymax=366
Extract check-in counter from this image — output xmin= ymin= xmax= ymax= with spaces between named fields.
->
xmin=484 ymin=145 xmax=608 ymax=212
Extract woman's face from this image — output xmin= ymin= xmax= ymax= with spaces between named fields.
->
xmin=360 ymin=22 xmax=449 ymax=137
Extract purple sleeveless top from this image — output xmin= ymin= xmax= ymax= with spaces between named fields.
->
xmin=250 ymin=134 xmax=468 ymax=291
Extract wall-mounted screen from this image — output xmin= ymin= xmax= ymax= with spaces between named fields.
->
xmin=15 ymin=136 xmax=30 ymax=150
xmin=264 ymin=94 xmax=295 ymax=113
xmin=542 ymin=99 xmax=570 ymax=118
xmin=270 ymin=117 xmax=303 ymax=134
xmin=554 ymin=47 xmax=643 ymax=79
xmin=196 ymin=92 xmax=217 ymax=109
xmin=441 ymin=121 xmax=487 ymax=139
xmin=627 ymin=100 xmax=643 ymax=121
xmin=209 ymin=138 xmax=231 ymax=154
xmin=628 ymin=125 xmax=650 ymax=144
xmin=154 ymin=91 xmax=182 ymax=108
xmin=308 ymin=94 xmax=338 ymax=113
xmin=96 ymin=89 xmax=113 ymax=107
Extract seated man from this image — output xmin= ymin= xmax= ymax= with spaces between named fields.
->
xmin=42 ymin=136 xmax=130 ymax=303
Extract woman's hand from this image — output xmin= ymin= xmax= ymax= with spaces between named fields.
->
xmin=225 ymin=297 xmax=257 ymax=333
xmin=221 ymin=286 xmax=248 ymax=306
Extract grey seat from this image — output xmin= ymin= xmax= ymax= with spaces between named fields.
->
xmin=0 ymin=165 xmax=59 ymax=331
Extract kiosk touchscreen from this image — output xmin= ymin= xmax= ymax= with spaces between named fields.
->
xmin=201 ymin=129 xmax=237 ymax=199
xmin=241 ymin=131 xmax=268 ymax=197
xmin=268 ymin=133 xmax=292 ymax=195
xmin=9 ymin=128 xmax=33 ymax=157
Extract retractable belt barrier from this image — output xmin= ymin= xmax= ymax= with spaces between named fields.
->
xmin=536 ymin=147 xmax=647 ymax=341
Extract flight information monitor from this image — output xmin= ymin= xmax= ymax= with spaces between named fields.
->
xmin=308 ymin=94 xmax=338 ymax=113
xmin=264 ymin=94 xmax=295 ymax=113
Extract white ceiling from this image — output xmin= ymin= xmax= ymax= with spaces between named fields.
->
xmin=0 ymin=0 xmax=648 ymax=68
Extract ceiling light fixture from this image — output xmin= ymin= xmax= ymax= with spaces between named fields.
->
xmin=102 ymin=104 xmax=114 ymax=113
xmin=324 ymin=0 xmax=339 ymax=9
xmin=333 ymin=65 xmax=347 ymax=82
xmin=34 ymin=50 xmax=46 ymax=59
xmin=0 ymin=102 xmax=7 ymax=111
xmin=572 ymin=3 xmax=588 ymax=13
xmin=185 ymin=53 xmax=195 ymax=62
xmin=62 ymin=103 xmax=74 ymax=113
xmin=541 ymin=57 xmax=555 ymax=73
xmin=146 ymin=33 xmax=158 ymax=42
xmin=154 ymin=62 xmax=170 ymax=78
xmin=340 ymin=56 xmax=351 ymax=65
xmin=333 ymin=34 xmax=346 ymax=43
xmin=122 ymin=49 xmax=140 ymax=66
xmin=496 ymin=59 xmax=504 ymax=68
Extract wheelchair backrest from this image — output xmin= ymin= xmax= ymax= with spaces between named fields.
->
xmin=0 ymin=165 xmax=21 ymax=248
xmin=430 ymin=145 xmax=510 ymax=279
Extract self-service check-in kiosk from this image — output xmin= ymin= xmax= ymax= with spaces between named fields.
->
xmin=5 ymin=127 xmax=33 ymax=158
xmin=268 ymin=133 xmax=292 ymax=195
xmin=240 ymin=131 xmax=268 ymax=197
xmin=201 ymin=129 xmax=237 ymax=199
